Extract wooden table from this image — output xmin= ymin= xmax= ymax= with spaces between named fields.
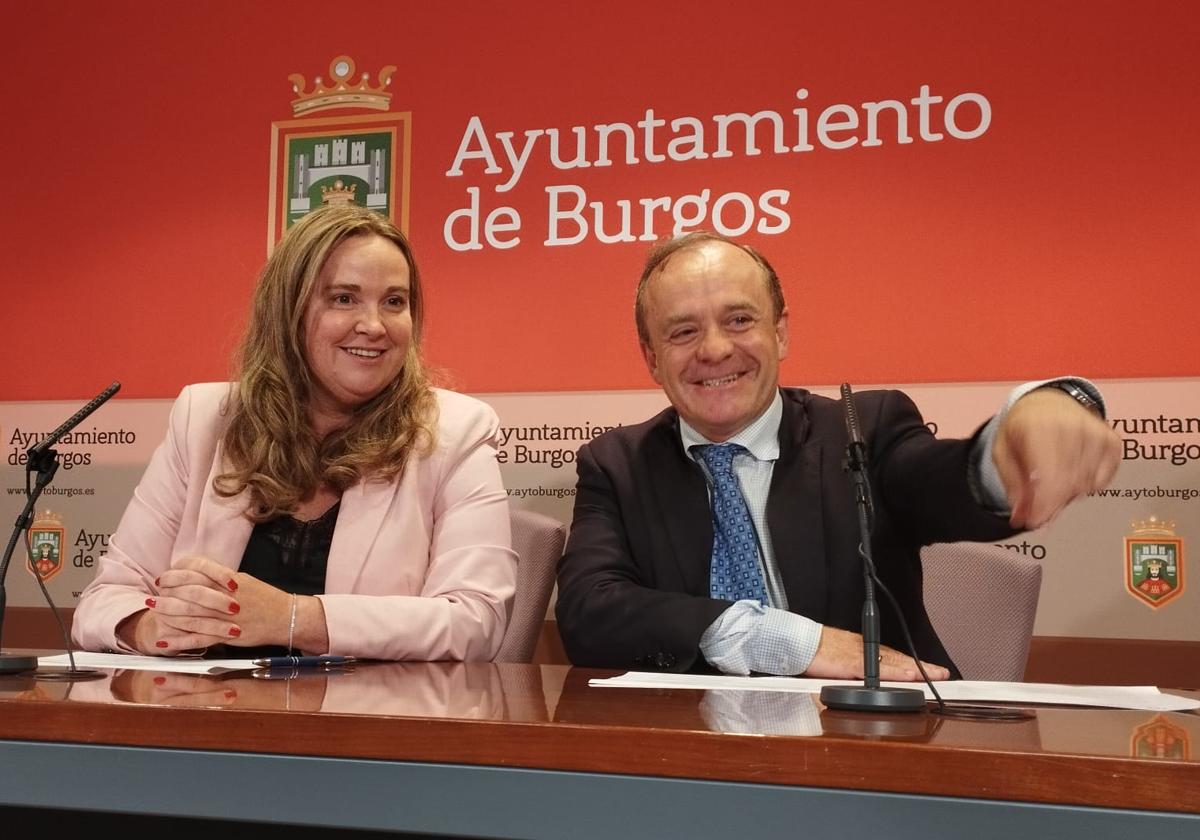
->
xmin=1 ymin=660 xmax=1196 ymax=838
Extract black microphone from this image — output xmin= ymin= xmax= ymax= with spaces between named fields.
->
xmin=819 ymin=384 xmax=925 ymax=712
xmin=0 ymin=383 xmax=119 ymax=679
xmin=26 ymin=382 xmax=121 ymax=472
xmin=840 ymin=382 xmax=872 ymax=518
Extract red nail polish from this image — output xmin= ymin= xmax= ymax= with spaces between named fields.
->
xmin=225 ymin=690 xmax=237 ymax=699
xmin=145 ymin=598 xmax=157 ymax=608
xmin=229 ymin=626 xmax=241 ymax=637
xmin=227 ymin=579 xmax=239 ymax=592
xmin=229 ymin=602 xmax=241 ymax=614
xmin=154 ymin=577 xmax=160 ymax=587
xmin=155 ymin=640 xmax=168 ymax=648
xmin=153 ymin=676 xmax=166 ymax=685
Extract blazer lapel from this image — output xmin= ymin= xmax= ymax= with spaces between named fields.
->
xmin=195 ymin=453 xmax=254 ymax=570
xmin=325 ymin=477 xmax=395 ymax=592
xmin=767 ymin=393 xmax=828 ymax=621
xmin=647 ymin=417 xmax=714 ymax=597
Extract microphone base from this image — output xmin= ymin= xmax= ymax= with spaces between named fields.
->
xmin=0 ymin=652 xmax=39 ymax=675
xmin=820 ymin=684 xmax=926 ymax=713
xmin=33 ymin=667 xmax=106 ymax=682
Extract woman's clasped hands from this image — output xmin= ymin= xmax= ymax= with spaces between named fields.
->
xmin=121 ymin=556 xmax=292 ymax=655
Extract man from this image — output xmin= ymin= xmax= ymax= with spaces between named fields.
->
xmin=555 ymin=233 xmax=1120 ymax=680
xmin=1137 ymin=558 xmax=1173 ymax=598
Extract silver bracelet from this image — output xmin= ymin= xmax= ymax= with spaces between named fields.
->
xmin=288 ymin=594 xmax=298 ymax=653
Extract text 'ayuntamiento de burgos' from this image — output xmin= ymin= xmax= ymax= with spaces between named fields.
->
xmin=443 ymin=85 xmax=992 ymax=250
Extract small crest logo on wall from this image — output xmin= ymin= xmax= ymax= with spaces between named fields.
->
xmin=1124 ymin=517 xmax=1185 ymax=608
xmin=1131 ymin=714 xmax=1190 ymax=760
xmin=268 ymin=55 xmax=411 ymax=250
xmin=27 ymin=509 xmax=66 ymax=582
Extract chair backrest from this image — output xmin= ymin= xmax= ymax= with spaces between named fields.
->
xmin=494 ymin=508 xmax=567 ymax=663
xmin=921 ymin=541 xmax=1042 ymax=681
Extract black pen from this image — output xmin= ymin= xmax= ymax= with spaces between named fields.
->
xmin=252 ymin=655 xmax=356 ymax=668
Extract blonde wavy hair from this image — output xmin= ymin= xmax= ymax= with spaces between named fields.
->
xmin=215 ymin=204 xmax=437 ymax=521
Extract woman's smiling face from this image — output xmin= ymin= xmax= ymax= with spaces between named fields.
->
xmin=302 ymin=234 xmax=412 ymax=432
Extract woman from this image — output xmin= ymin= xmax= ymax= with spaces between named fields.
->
xmin=72 ymin=205 xmax=516 ymax=661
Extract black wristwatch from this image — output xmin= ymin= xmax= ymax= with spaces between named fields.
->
xmin=1041 ymin=381 xmax=1102 ymax=415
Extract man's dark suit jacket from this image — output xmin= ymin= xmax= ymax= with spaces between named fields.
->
xmin=555 ymin=388 xmax=1019 ymax=675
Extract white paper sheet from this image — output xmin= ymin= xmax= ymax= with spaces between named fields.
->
xmin=588 ymin=672 xmax=1200 ymax=712
xmin=38 ymin=653 xmax=259 ymax=675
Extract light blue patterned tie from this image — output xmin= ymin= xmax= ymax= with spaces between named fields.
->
xmin=692 ymin=443 xmax=769 ymax=604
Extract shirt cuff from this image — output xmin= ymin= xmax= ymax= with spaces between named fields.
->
xmin=699 ymin=600 xmax=822 ymax=676
xmin=971 ymin=377 xmax=1106 ymax=513
xmin=699 ymin=688 xmax=823 ymax=735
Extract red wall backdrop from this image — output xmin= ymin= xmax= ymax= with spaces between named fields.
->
xmin=5 ymin=1 xmax=1198 ymax=401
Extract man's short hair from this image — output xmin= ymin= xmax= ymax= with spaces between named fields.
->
xmin=634 ymin=231 xmax=786 ymax=346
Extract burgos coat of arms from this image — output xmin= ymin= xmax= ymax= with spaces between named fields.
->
xmin=267 ymin=55 xmax=410 ymax=250
xmin=1124 ymin=517 xmax=1184 ymax=608
xmin=27 ymin=509 xmax=66 ymax=583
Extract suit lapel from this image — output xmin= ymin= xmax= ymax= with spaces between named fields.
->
xmin=324 ymin=477 xmax=395 ymax=592
xmin=647 ymin=417 xmax=714 ymax=597
xmin=195 ymin=453 xmax=254 ymax=570
xmin=767 ymin=392 xmax=828 ymax=621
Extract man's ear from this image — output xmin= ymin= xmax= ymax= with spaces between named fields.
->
xmin=775 ymin=308 xmax=790 ymax=361
xmin=640 ymin=341 xmax=663 ymax=385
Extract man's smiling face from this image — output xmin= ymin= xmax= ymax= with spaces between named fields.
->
xmin=639 ymin=240 xmax=788 ymax=442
